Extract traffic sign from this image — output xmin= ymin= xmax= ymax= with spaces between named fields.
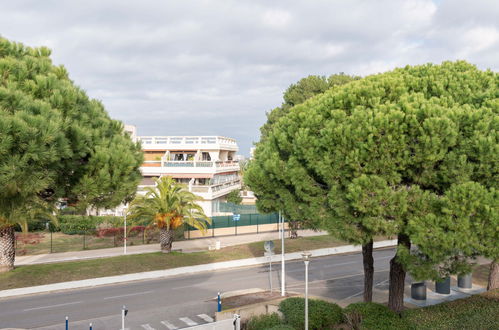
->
xmin=264 ymin=240 xmax=275 ymax=252
xmin=232 ymin=214 xmax=241 ymax=221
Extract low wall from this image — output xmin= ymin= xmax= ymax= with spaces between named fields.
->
xmin=186 ymin=223 xmax=289 ymax=239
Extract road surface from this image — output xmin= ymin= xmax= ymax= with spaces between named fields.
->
xmin=0 ymin=248 xmax=397 ymax=329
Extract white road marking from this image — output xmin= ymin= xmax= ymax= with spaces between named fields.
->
xmin=161 ymin=320 xmax=178 ymax=329
xmin=141 ymin=324 xmax=156 ymax=330
xmin=179 ymin=317 xmax=198 ymax=326
xmin=104 ymin=290 xmax=154 ymax=300
xmin=341 ymin=278 xmax=391 ymax=301
xmin=23 ymin=301 xmax=82 ymax=311
xmin=197 ymin=314 xmax=214 ymax=322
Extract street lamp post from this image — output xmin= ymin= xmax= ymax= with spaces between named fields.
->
xmin=302 ymin=251 xmax=312 ymax=330
xmin=280 ymin=211 xmax=286 ymax=297
xmin=123 ymin=206 xmax=128 ymax=255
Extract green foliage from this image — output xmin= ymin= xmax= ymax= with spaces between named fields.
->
xmin=226 ymin=189 xmax=243 ymax=205
xmin=128 ymin=176 xmax=210 ymax=231
xmin=0 ymin=37 xmax=143 ymax=231
xmin=57 ymin=215 xmax=123 ymax=234
xmin=261 ymin=74 xmax=359 ymax=140
xmin=247 ymin=61 xmax=498 ymax=283
xmin=279 ymin=297 xmax=343 ymax=330
xmin=402 ymin=290 xmax=499 ymax=329
xmin=246 ymin=313 xmax=282 ymax=330
xmin=265 ymin=325 xmax=295 ymax=330
xmin=344 ymin=302 xmax=409 ymax=330
xmin=57 ymin=216 xmax=100 ymax=234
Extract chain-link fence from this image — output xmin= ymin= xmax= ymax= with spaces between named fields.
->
xmin=14 ymin=218 xmax=185 ymax=256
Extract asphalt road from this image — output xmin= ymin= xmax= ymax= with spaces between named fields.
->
xmin=0 ymin=248 xmax=397 ymax=330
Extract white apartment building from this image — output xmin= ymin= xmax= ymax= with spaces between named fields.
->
xmin=126 ymin=126 xmax=241 ymax=217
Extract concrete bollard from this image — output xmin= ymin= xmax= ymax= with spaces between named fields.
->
xmin=215 ymin=241 xmax=221 ymax=250
xmin=435 ymin=277 xmax=451 ymax=294
xmin=458 ymin=273 xmax=472 ymax=288
xmin=411 ymin=282 xmax=427 ymax=300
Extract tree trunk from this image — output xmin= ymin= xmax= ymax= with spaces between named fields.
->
xmin=159 ymin=227 xmax=174 ymax=253
xmin=488 ymin=260 xmax=499 ymax=291
xmin=289 ymin=220 xmax=299 ymax=239
xmin=362 ymin=240 xmax=374 ymax=302
xmin=0 ymin=226 xmax=15 ymax=273
xmin=388 ymin=233 xmax=410 ymax=313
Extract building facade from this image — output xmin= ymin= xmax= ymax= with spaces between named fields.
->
xmin=128 ymin=128 xmax=241 ymax=217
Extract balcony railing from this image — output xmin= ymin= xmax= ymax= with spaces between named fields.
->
xmin=160 ymin=160 xmax=239 ymax=168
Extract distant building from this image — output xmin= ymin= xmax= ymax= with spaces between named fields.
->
xmin=135 ymin=129 xmax=241 ymax=217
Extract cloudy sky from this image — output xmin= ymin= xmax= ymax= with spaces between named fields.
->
xmin=1 ymin=0 xmax=498 ymax=155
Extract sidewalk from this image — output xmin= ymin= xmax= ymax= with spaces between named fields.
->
xmin=15 ymin=229 xmax=328 ymax=266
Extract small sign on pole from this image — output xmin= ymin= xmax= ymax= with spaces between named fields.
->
xmin=232 ymin=214 xmax=241 ymax=221
xmin=264 ymin=241 xmax=275 ymax=292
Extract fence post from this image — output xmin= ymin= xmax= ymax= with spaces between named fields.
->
xmin=257 ymin=215 xmax=259 ymax=234
xmin=83 ymin=232 xmax=86 ymax=250
xmin=212 ymin=218 xmax=215 ymax=237
xmin=142 ymin=228 xmax=145 ymax=244
xmin=235 ymin=216 xmax=238 ymax=236
xmin=50 ymin=230 xmax=53 ymax=253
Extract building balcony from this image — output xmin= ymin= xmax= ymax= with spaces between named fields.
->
xmin=137 ymin=179 xmax=241 ymax=200
xmin=140 ymin=160 xmax=240 ymax=175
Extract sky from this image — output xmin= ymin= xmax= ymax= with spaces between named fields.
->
xmin=1 ymin=0 xmax=498 ymax=155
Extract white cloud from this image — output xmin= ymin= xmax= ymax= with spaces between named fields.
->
xmin=0 ymin=0 xmax=497 ymax=154
xmin=261 ymin=9 xmax=292 ymax=29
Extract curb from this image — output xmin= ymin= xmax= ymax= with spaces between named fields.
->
xmin=0 ymin=239 xmax=397 ymax=299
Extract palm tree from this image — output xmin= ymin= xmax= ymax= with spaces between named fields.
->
xmin=128 ymin=176 xmax=210 ymax=253
xmin=0 ymin=196 xmax=57 ymax=272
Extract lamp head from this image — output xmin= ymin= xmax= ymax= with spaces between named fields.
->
xmin=301 ymin=251 xmax=312 ymax=262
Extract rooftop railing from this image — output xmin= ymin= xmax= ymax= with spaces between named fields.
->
xmin=138 ymin=136 xmax=237 ymax=146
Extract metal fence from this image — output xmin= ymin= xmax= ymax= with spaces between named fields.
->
xmin=218 ymin=202 xmax=259 ymax=214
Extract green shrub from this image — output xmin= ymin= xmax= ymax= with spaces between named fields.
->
xmin=246 ymin=313 xmax=282 ymax=330
xmin=57 ymin=215 xmax=123 ymax=234
xmin=266 ymin=325 xmax=295 ymax=330
xmin=279 ymin=297 xmax=343 ymax=330
xmin=402 ymin=290 xmax=499 ymax=329
xmin=344 ymin=302 xmax=409 ymax=330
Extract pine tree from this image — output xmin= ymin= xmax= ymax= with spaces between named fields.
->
xmin=246 ymin=61 xmax=498 ymax=311
xmin=0 ymin=37 xmax=143 ymax=271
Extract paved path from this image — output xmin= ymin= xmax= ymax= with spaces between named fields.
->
xmin=15 ymin=230 xmax=328 ymax=266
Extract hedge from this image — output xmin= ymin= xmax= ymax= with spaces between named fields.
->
xmin=57 ymin=215 xmax=123 ymax=234
xmin=279 ymin=297 xmax=343 ymax=330
xmin=402 ymin=289 xmax=499 ymax=329
xmin=344 ymin=302 xmax=409 ymax=330
xmin=245 ymin=313 xmax=282 ymax=330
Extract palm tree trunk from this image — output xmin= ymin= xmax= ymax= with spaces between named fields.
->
xmin=362 ymin=240 xmax=374 ymax=302
xmin=388 ymin=233 xmax=410 ymax=313
xmin=0 ymin=226 xmax=15 ymax=273
xmin=488 ymin=260 xmax=498 ymax=291
xmin=159 ymin=227 xmax=174 ymax=253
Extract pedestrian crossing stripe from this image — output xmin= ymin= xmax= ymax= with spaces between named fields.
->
xmin=179 ymin=317 xmax=198 ymax=326
xmin=161 ymin=320 xmax=178 ymax=329
xmin=197 ymin=314 xmax=214 ymax=323
xmin=141 ymin=324 xmax=156 ymax=330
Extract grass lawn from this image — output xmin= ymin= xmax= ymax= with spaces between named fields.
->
xmin=15 ymin=231 xmax=163 ymax=255
xmin=1 ymin=235 xmax=351 ymax=290
xmin=402 ymin=289 xmax=499 ymax=329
